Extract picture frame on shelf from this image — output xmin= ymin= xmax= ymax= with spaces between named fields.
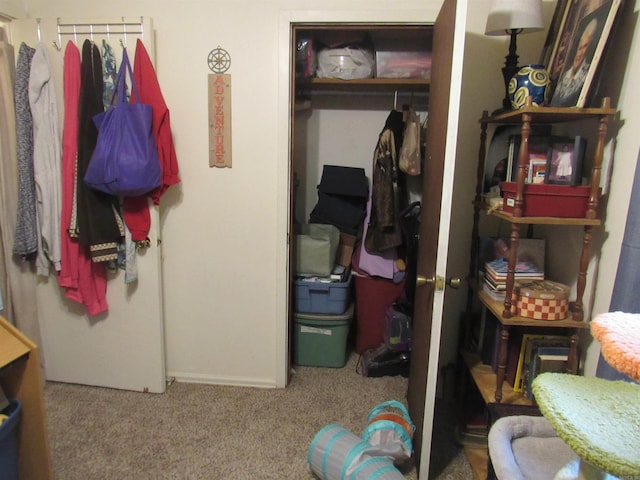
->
xmin=548 ymin=0 xmax=624 ymax=107
xmin=528 ymin=158 xmax=547 ymax=184
xmin=506 ymin=135 xmax=551 ymax=183
xmin=546 ymin=136 xmax=586 ymax=186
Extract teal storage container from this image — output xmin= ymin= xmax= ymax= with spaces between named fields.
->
xmin=294 ymin=303 xmax=353 ymax=368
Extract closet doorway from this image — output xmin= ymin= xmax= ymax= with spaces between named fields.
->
xmin=282 ymin=0 xmax=466 ymax=477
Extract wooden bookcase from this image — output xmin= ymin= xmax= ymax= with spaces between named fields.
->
xmin=463 ymin=96 xmax=615 ymax=403
xmin=0 ymin=316 xmax=53 ymax=480
xmin=458 ymin=97 xmax=616 ymax=480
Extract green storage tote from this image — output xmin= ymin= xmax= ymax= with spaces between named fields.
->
xmin=294 ymin=303 xmax=354 ymax=368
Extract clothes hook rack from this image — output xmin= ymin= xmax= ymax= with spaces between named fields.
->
xmin=53 ymin=17 xmax=145 ymax=50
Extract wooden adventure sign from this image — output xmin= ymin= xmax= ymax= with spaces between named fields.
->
xmin=208 ymin=74 xmax=232 ymax=168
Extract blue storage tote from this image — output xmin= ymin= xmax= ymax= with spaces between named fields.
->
xmin=0 ymin=399 xmax=22 ymax=480
xmin=294 ymin=303 xmax=354 ymax=368
xmin=295 ymin=275 xmax=352 ymax=314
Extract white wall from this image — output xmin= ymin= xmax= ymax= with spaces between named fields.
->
xmin=11 ymin=1 xmax=442 ymax=388
xmin=0 ymin=0 xmax=23 ymax=19
xmin=7 ymin=0 xmax=639 ymax=386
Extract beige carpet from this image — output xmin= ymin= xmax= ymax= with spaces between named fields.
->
xmin=43 ymin=352 xmax=472 ymax=479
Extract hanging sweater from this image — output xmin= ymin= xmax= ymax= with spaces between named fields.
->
xmin=122 ymin=39 xmax=180 ymax=242
xmin=58 ymin=40 xmax=108 ymax=316
xmin=73 ymin=39 xmax=124 ymax=262
xmin=28 ymin=42 xmax=62 ymax=275
xmin=13 ymin=42 xmax=37 ymax=261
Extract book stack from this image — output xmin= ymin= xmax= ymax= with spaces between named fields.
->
xmin=513 ymin=334 xmax=571 ymax=401
xmin=482 ymin=258 xmax=544 ymax=301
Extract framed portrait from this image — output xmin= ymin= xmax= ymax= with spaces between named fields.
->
xmin=546 ymin=136 xmax=586 ymax=186
xmin=548 ymin=0 xmax=623 ymax=107
xmin=539 ymin=0 xmax=569 ymax=70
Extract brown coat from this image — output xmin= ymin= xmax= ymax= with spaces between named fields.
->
xmin=365 ymin=118 xmax=403 ymax=254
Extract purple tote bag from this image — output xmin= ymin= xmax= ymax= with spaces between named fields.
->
xmin=84 ymin=48 xmax=161 ymax=197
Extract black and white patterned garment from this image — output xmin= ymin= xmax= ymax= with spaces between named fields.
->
xmin=12 ymin=42 xmax=38 ymax=261
xmin=102 ymin=39 xmax=117 ymax=109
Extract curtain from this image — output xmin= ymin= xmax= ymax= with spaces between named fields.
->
xmin=596 ymin=148 xmax=640 ymax=381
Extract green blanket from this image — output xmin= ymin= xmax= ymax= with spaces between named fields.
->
xmin=532 ymin=373 xmax=640 ymax=477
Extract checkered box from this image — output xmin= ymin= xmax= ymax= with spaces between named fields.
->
xmin=512 ymin=280 xmax=570 ymax=321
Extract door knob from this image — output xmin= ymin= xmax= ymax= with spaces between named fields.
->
xmin=416 ymin=275 xmax=435 ymax=287
xmin=416 ymin=275 xmax=461 ymax=291
xmin=447 ymin=277 xmax=461 ymax=289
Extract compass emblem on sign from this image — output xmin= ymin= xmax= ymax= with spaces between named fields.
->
xmin=207 ymin=47 xmax=231 ymax=74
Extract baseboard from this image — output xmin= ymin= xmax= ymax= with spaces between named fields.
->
xmin=166 ymin=370 xmax=278 ymax=389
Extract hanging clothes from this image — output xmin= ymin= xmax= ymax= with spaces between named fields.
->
xmin=58 ymin=40 xmax=108 ymax=316
xmin=0 ymin=28 xmax=40 ymax=349
xmin=353 ymin=195 xmax=402 ymax=282
xmin=122 ymin=38 xmax=180 ymax=242
xmin=364 ymin=110 xmax=405 ymax=255
xmin=29 ymin=42 xmax=63 ymax=275
xmin=100 ymin=39 xmax=138 ymax=283
xmin=73 ymin=39 xmax=124 ymax=262
xmin=101 ymin=39 xmax=117 ymax=110
xmin=13 ymin=42 xmax=37 ymax=261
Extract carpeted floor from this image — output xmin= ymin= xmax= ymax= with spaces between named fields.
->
xmin=43 ymin=352 xmax=473 ymax=479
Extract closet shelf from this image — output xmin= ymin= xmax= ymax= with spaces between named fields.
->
xmin=479 ymin=290 xmax=589 ymax=329
xmin=488 ymin=209 xmax=602 ymax=226
xmin=299 ymin=77 xmax=429 ymax=92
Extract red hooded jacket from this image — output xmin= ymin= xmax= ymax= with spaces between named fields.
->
xmin=123 ymin=39 xmax=179 ymax=241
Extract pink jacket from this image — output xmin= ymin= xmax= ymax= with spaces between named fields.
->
xmin=58 ymin=41 xmax=108 ymax=316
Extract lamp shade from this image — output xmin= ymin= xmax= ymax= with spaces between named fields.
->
xmin=485 ymin=0 xmax=544 ymax=36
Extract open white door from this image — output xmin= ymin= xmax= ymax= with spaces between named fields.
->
xmin=406 ymin=0 xmax=467 ymax=478
xmin=36 ymin=206 xmax=166 ymax=393
xmin=10 ymin=17 xmax=166 ymax=393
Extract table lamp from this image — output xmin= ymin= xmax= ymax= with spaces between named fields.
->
xmin=485 ymin=0 xmax=544 ymax=112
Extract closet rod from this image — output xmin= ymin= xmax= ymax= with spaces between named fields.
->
xmin=307 ymin=90 xmax=428 ymax=98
